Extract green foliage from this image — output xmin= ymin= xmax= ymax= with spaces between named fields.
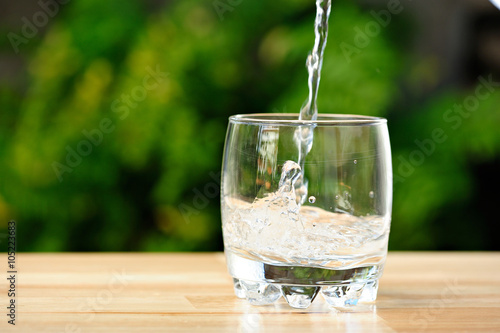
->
xmin=390 ymin=90 xmax=500 ymax=250
xmin=0 ymin=0 xmax=498 ymax=251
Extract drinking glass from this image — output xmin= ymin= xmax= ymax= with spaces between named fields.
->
xmin=221 ymin=114 xmax=392 ymax=309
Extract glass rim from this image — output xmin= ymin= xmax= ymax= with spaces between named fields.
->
xmin=229 ymin=113 xmax=387 ymax=126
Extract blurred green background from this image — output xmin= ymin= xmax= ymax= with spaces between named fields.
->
xmin=0 ymin=0 xmax=499 ymax=251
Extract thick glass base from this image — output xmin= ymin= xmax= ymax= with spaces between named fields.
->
xmin=226 ymin=250 xmax=382 ymax=309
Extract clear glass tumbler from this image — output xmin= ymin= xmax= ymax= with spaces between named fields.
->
xmin=221 ymin=114 xmax=392 ymax=309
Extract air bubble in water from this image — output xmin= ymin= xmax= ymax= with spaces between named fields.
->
xmin=353 ymin=160 xmax=358 ymax=165
xmin=335 ymin=195 xmax=340 ymax=200
xmin=369 ymin=191 xmax=375 ymax=198
xmin=308 ymin=196 xmax=316 ymax=204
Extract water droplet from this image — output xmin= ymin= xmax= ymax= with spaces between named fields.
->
xmin=308 ymin=196 xmax=316 ymax=204
xmin=335 ymin=195 xmax=340 ymax=200
xmin=353 ymin=160 xmax=358 ymax=165
xmin=369 ymin=191 xmax=375 ymax=198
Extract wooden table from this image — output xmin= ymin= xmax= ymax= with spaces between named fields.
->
xmin=1 ymin=253 xmax=499 ymax=332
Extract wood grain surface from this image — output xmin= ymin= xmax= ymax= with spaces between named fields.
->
xmin=1 ymin=252 xmax=499 ymax=332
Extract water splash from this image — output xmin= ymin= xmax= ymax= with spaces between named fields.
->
xmin=278 ymin=161 xmax=302 ymax=192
